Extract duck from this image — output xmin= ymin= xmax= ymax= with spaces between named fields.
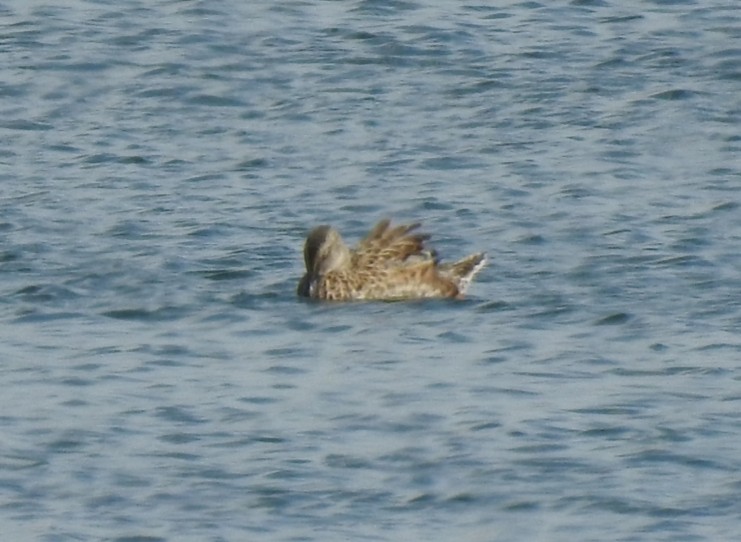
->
xmin=297 ymin=219 xmax=485 ymax=301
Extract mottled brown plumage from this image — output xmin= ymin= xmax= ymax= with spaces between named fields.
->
xmin=297 ymin=219 xmax=485 ymax=301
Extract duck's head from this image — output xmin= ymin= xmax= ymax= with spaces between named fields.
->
xmin=303 ymin=225 xmax=351 ymax=275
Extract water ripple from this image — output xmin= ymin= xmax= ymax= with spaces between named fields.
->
xmin=1 ymin=1 xmax=740 ymax=541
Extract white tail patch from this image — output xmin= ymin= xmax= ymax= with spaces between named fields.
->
xmin=453 ymin=253 xmax=486 ymax=294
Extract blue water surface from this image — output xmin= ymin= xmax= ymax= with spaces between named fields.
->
xmin=1 ymin=1 xmax=741 ymax=541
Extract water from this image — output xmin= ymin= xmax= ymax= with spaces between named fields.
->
xmin=1 ymin=0 xmax=740 ymax=540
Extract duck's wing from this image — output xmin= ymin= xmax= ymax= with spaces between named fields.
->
xmin=354 ymin=259 xmax=459 ymax=299
xmin=351 ymin=219 xmax=431 ymax=267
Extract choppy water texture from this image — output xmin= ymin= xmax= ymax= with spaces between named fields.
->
xmin=2 ymin=1 xmax=741 ymax=540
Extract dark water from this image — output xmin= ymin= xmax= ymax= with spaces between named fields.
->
xmin=2 ymin=1 xmax=741 ymax=540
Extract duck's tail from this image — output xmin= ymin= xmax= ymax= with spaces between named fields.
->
xmin=440 ymin=252 xmax=486 ymax=295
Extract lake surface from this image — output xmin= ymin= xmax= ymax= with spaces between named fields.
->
xmin=1 ymin=1 xmax=740 ymax=541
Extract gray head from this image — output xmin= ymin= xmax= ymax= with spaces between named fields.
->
xmin=303 ymin=225 xmax=352 ymax=275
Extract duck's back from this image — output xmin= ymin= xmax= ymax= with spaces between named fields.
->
xmin=314 ymin=261 xmax=458 ymax=301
